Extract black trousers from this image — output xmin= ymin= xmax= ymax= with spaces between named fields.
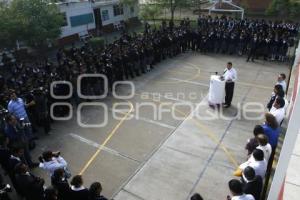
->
xmin=225 ymin=82 xmax=235 ymax=106
xmin=247 ymin=48 xmax=256 ymax=61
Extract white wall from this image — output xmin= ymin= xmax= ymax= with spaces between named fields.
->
xmin=58 ymin=0 xmax=139 ymax=38
xmin=100 ymin=4 xmax=123 ymax=26
xmin=99 ymin=3 xmax=138 ymax=26
xmin=59 ymin=1 xmax=96 ymax=38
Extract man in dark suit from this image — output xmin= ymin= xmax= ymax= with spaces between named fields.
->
xmin=242 ymin=166 xmax=263 ymax=200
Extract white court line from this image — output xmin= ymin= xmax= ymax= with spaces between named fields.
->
xmin=166 ymin=77 xmax=209 ymax=87
xmin=69 ymin=133 xmax=140 ymax=163
xmin=108 ymin=108 xmax=176 ymax=130
xmin=145 ymin=92 xmax=196 ymax=105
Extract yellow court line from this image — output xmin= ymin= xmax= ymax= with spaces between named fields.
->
xmin=79 ymin=102 xmax=134 ymax=175
xmin=135 ymin=92 xmax=239 ymax=168
xmin=170 ymin=104 xmax=239 ymax=168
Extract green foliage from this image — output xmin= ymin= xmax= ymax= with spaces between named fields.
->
xmin=266 ymin=0 xmax=300 ymax=18
xmin=0 ymin=0 xmax=63 ymax=49
xmin=289 ymin=2 xmax=300 ymax=18
xmin=88 ymin=37 xmax=105 ymax=50
xmin=152 ymin=0 xmax=189 ymax=21
xmin=120 ymin=0 xmax=138 ymax=6
xmin=139 ymin=4 xmax=162 ymax=21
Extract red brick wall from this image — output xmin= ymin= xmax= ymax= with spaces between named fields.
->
xmin=234 ymin=0 xmax=272 ymax=12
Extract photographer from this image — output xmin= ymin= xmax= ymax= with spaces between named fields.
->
xmin=7 ymin=90 xmax=35 ymax=141
xmin=39 ymin=150 xmax=69 ymax=178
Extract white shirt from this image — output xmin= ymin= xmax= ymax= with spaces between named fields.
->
xmin=257 ymin=144 xmax=272 ymax=162
xmin=232 ymin=194 xmax=255 ymax=200
xmin=270 ymin=106 xmax=285 ymax=125
xmin=240 ymin=159 xmax=267 ymax=179
xmin=39 ymin=156 xmax=67 ymax=176
xmin=277 ymin=80 xmax=287 ymax=93
xmin=224 ymin=67 xmax=237 ymax=82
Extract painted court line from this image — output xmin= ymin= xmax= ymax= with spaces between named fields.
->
xmin=79 ymin=102 xmax=133 ymax=175
xmin=166 ymin=77 xmax=209 ymax=87
xmin=108 ymin=108 xmax=176 ymax=130
xmin=70 ymin=133 xmax=140 ymax=163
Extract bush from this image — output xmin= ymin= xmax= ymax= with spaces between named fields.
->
xmin=88 ymin=37 xmax=105 ymax=50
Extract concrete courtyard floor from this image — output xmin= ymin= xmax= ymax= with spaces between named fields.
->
xmin=30 ymin=52 xmax=289 ymax=200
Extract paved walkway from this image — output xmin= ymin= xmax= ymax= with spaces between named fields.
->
xmin=113 ymin=55 xmax=289 ymax=200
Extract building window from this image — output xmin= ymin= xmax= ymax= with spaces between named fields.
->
xmin=130 ymin=6 xmax=134 ymax=14
xmin=101 ymin=10 xmax=109 ymax=21
xmin=113 ymin=4 xmax=124 ymax=16
xmin=61 ymin=12 xmax=68 ymax=27
xmin=70 ymin=13 xmax=94 ymax=27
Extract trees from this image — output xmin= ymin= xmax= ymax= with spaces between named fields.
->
xmin=0 ymin=0 xmax=63 ymax=49
xmin=139 ymin=4 xmax=162 ymax=24
xmin=153 ymin=0 xmax=189 ymax=22
xmin=266 ymin=0 xmax=300 ymax=18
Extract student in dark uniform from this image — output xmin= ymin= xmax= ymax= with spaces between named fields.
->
xmin=247 ymin=35 xmax=259 ymax=62
xmin=89 ymin=182 xmax=108 ymax=200
xmin=241 ymin=166 xmax=263 ymax=200
xmin=15 ymin=163 xmax=45 ymax=200
xmin=70 ymin=175 xmax=89 ymax=200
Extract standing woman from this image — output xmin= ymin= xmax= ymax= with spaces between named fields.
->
xmin=261 ymin=113 xmax=280 ymax=198
xmin=262 ymin=113 xmax=280 ymax=151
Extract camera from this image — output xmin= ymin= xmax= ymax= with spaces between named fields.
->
xmin=0 ymin=108 xmax=8 ymax=116
xmin=0 ymin=184 xmax=12 ymax=194
xmin=19 ymin=118 xmax=31 ymax=128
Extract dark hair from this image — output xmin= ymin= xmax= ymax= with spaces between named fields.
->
xmin=274 ymin=84 xmax=284 ymax=97
xmin=71 ymin=175 xmax=83 ymax=188
xmin=89 ymin=182 xmax=102 ymax=198
xmin=42 ymin=151 xmax=54 ymax=161
xmin=8 ymin=89 xmax=16 ymax=96
xmin=44 ymin=186 xmax=58 ymax=200
xmin=243 ymin=166 xmax=255 ymax=181
xmin=253 ymin=125 xmax=264 ymax=136
xmin=228 ymin=179 xmax=243 ymax=195
xmin=15 ymin=163 xmax=27 ymax=174
xmin=257 ymin=134 xmax=269 ymax=146
xmin=265 ymin=113 xmax=278 ymax=129
xmin=280 ymin=73 xmax=286 ymax=80
xmin=5 ymin=114 xmax=14 ymax=122
xmin=11 ymin=145 xmax=23 ymax=155
xmin=252 ymin=149 xmax=264 ymax=161
xmin=275 ymin=97 xmax=285 ymax=108
xmin=191 ymin=193 xmax=203 ymax=200
xmin=53 ymin=168 xmax=65 ymax=179
xmin=227 ymin=62 xmax=232 ymax=66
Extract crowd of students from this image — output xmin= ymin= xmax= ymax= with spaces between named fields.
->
xmin=226 ymin=73 xmax=288 ymax=200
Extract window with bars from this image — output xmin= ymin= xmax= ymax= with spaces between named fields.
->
xmin=101 ymin=10 xmax=109 ymax=21
xmin=113 ymin=4 xmax=124 ymax=16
